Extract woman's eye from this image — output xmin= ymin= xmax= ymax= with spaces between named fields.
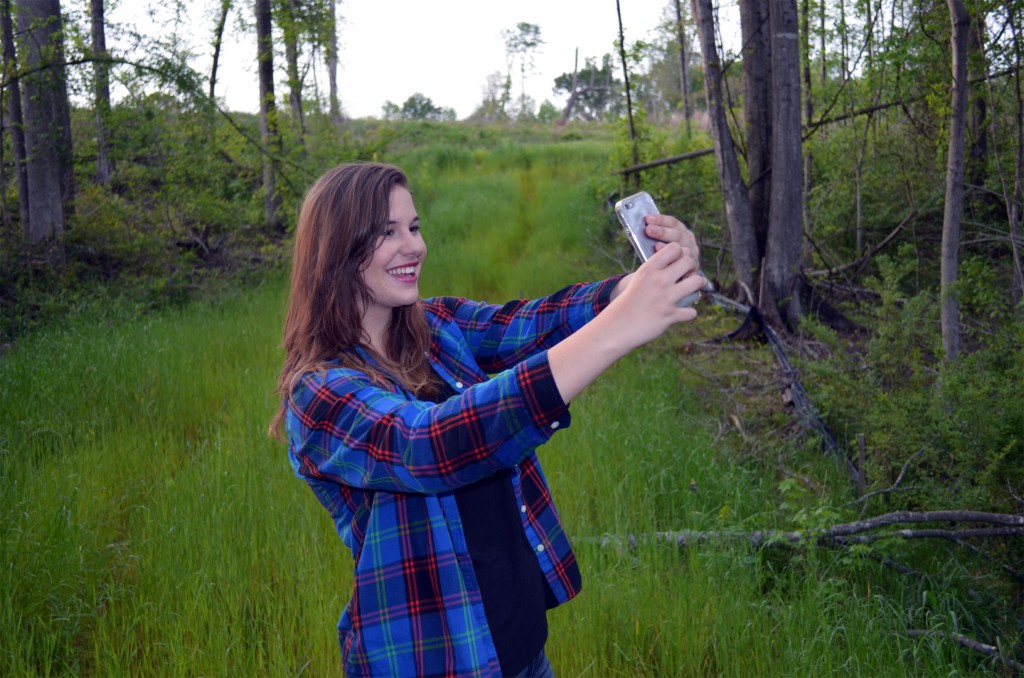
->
xmin=382 ymin=228 xmax=395 ymax=238
xmin=410 ymin=224 xmax=420 ymax=233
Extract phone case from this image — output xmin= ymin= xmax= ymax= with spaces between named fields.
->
xmin=614 ymin=191 xmax=702 ymax=307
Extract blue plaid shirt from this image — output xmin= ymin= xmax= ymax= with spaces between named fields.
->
xmin=286 ymin=277 xmax=621 ymax=677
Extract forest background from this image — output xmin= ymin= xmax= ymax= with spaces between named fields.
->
xmin=1 ymin=0 xmax=1023 ymax=675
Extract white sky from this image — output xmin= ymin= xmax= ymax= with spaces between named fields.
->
xmin=104 ymin=0 xmax=740 ymax=120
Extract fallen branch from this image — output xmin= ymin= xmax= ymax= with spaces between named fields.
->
xmin=584 ymin=510 xmax=1024 ymax=550
xmin=906 ymin=629 xmax=1024 ymax=673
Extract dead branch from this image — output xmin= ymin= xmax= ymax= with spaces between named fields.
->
xmin=906 ymin=629 xmax=1024 ymax=673
xmin=806 ymin=209 xmax=917 ymax=279
xmin=847 ymin=446 xmax=926 ymax=508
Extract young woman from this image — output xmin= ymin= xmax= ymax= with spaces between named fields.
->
xmin=271 ymin=162 xmax=705 ymax=677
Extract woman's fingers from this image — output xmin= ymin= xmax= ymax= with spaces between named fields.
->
xmin=645 ymin=214 xmax=700 ymax=262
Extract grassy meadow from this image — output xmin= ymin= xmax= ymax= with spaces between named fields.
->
xmin=0 ymin=140 xmax=1000 ymax=675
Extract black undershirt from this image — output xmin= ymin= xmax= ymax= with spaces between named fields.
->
xmin=439 ymin=380 xmax=549 ymax=675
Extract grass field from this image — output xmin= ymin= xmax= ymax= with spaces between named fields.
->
xmin=0 ymin=141 xmax=1000 ymax=675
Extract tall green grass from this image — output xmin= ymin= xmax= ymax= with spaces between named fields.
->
xmin=1 ymin=141 xmax=999 ymax=675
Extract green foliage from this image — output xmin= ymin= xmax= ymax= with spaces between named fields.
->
xmin=382 ymin=92 xmax=457 ymax=122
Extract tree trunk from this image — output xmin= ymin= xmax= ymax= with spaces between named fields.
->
xmin=942 ymin=0 xmax=970 ymax=361
xmin=674 ymin=0 xmax=691 ymax=137
xmin=1005 ymin=1 xmax=1024 ymax=305
xmin=16 ymin=0 xmax=74 ymax=264
xmin=90 ymin=0 xmax=113 ymax=185
xmin=692 ymin=0 xmax=757 ymax=301
xmin=801 ymin=0 xmax=814 ymax=249
xmin=326 ymin=0 xmax=341 ymax=125
xmin=739 ymin=0 xmax=771 ymax=258
xmin=765 ymin=0 xmax=805 ymax=326
xmin=255 ymin=0 xmax=283 ymax=230
xmin=282 ymin=0 xmax=305 ymax=139
xmin=2 ymin=0 xmax=28 ymax=235
xmin=966 ymin=8 xmax=987 ymax=192
xmin=209 ymin=0 xmax=230 ymax=100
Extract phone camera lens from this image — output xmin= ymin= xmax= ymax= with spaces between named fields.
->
xmin=624 ymin=201 xmax=633 ymax=209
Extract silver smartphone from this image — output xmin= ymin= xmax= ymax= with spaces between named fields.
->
xmin=613 ymin=190 xmax=707 ymax=307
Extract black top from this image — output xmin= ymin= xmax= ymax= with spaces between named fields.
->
xmin=439 ymin=379 xmax=549 ymax=675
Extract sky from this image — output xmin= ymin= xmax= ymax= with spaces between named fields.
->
xmin=105 ymin=0 xmax=739 ymax=120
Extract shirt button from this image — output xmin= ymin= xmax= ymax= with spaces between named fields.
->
xmin=520 ymin=505 xmax=527 ymax=513
xmin=455 ymin=381 xmax=464 ymax=389
xmin=550 ymin=421 xmax=560 ymax=430
xmin=536 ymin=544 xmax=545 ymax=553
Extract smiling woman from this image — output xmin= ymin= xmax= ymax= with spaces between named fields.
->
xmin=269 ymin=160 xmax=706 ymax=676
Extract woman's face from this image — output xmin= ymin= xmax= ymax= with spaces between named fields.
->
xmin=360 ymin=185 xmax=427 ymax=328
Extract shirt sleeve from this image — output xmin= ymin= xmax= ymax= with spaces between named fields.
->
xmin=435 ymin=276 xmax=623 ymax=374
xmin=286 ymin=351 xmax=570 ymax=496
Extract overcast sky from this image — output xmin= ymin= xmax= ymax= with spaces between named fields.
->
xmin=107 ymin=0 xmax=741 ymax=120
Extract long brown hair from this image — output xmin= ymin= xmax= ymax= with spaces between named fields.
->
xmin=269 ymin=162 xmax=438 ymax=438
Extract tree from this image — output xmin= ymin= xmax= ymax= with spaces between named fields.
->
xmin=278 ymin=0 xmax=305 ymax=139
xmin=764 ymin=0 xmax=805 ymax=326
xmin=2 ymin=0 xmax=28 ymax=233
xmin=325 ymin=0 xmax=341 ymax=125
xmin=691 ymin=0 xmax=757 ymax=301
xmin=502 ymin=22 xmax=543 ymax=118
xmin=16 ymin=0 xmax=75 ymax=264
xmin=383 ymin=92 xmax=455 ymax=121
xmin=255 ymin=0 xmax=283 ymax=229
xmin=553 ymin=53 xmax=621 ymax=123
xmin=469 ymin=71 xmax=511 ymax=122
xmin=942 ymin=0 xmax=971 ymax=361
xmin=739 ymin=0 xmax=772 ymax=260
xmin=209 ymin=0 xmax=230 ymax=100
xmin=90 ymin=0 xmax=114 ymax=185
xmin=674 ymin=0 xmax=692 ymax=135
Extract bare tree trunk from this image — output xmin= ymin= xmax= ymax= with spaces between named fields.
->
xmin=255 ymin=0 xmax=282 ymax=230
xmin=2 ymin=0 xmax=28 ymax=234
xmin=739 ymin=0 xmax=771 ymax=258
xmin=692 ymin=0 xmax=757 ymax=301
xmin=765 ymin=0 xmax=805 ymax=326
xmin=16 ymin=0 xmax=74 ymax=265
xmin=90 ymin=0 xmax=113 ymax=185
xmin=325 ymin=0 xmax=341 ymax=125
xmin=674 ymin=0 xmax=691 ymax=136
xmin=942 ymin=0 xmax=970 ymax=361
xmin=209 ymin=0 xmax=230 ymax=100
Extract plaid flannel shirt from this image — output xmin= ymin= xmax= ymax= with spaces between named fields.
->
xmin=286 ymin=277 xmax=621 ymax=677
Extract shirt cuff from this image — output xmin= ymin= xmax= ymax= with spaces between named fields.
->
xmin=515 ymin=351 xmax=570 ymax=432
xmin=592 ymin=275 xmax=626 ymax=314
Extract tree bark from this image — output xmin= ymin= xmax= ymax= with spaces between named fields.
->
xmin=325 ymin=0 xmax=341 ymax=125
xmin=2 ymin=0 xmax=28 ymax=235
xmin=16 ymin=0 xmax=74 ymax=264
xmin=942 ymin=0 xmax=970 ymax=361
xmin=90 ymin=0 xmax=113 ymax=185
xmin=692 ymin=0 xmax=757 ymax=301
xmin=739 ymin=0 xmax=771 ymax=258
xmin=209 ymin=0 xmax=230 ymax=100
xmin=765 ymin=0 xmax=805 ymax=326
xmin=255 ymin=0 xmax=283 ymax=230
